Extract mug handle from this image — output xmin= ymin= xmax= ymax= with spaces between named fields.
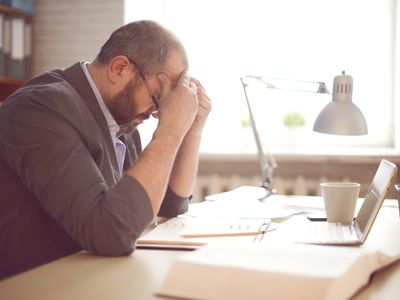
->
xmin=394 ymin=184 xmax=400 ymax=217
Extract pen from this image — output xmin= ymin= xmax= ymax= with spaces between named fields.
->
xmin=181 ymin=228 xmax=276 ymax=239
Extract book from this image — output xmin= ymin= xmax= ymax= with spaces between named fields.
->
xmin=158 ymin=243 xmax=400 ymax=300
xmin=0 ymin=13 xmax=4 ymax=76
xmin=3 ymin=15 xmax=11 ymax=76
xmin=2 ymin=0 xmax=35 ymax=15
xmin=10 ymin=16 xmax=24 ymax=78
xmin=23 ymin=20 xmax=31 ymax=78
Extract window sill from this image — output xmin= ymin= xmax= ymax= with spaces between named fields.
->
xmin=200 ymin=146 xmax=400 ymax=163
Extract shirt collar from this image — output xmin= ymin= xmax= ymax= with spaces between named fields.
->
xmin=80 ymin=61 xmax=120 ymax=136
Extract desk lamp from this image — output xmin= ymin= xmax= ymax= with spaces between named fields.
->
xmin=313 ymin=71 xmax=368 ymax=135
xmin=240 ymin=71 xmax=368 ymax=200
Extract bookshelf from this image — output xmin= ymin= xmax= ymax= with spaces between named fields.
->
xmin=0 ymin=4 xmax=34 ymax=102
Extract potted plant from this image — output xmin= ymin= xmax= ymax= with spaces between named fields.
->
xmin=240 ymin=117 xmax=254 ymax=150
xmin=282 ymin=112 xmax=306 ymax=128
xmin=282 ymin=112 xmax=306 ymax=146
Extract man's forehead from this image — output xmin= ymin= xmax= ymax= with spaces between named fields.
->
xmin=162 ymin=52 xmax=188 ymax=82
xmin=161 ymin=69 xmax=187 ymax=85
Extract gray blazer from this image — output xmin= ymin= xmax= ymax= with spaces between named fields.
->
xmin=0 ymin=63 xmax=189 ymax=277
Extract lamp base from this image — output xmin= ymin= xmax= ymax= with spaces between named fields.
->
xmin=259 ymin=183 xmax=277 ymax=202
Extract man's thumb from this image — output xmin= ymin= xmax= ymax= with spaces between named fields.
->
xmin=157 ymin=74 xmax=172 ymax=97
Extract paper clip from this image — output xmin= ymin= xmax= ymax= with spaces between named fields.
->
xmin=253 ymin=220 xmax=272 ymax=243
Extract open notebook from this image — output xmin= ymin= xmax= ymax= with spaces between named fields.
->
xmin=137 ymin=217 xmax=272 ymax=249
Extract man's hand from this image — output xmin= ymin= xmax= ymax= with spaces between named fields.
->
xmin=167 ymin=77 xmax=211 ymax=199
xmin=156 ymin=72 xmax=199 ymax=139
xmin=188 ymin=77 xmax=212 ymax=134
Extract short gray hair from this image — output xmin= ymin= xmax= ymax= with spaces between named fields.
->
xmin=96 ymin=20 xmax=187 ymax=75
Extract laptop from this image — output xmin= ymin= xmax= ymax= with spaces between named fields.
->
xmin=294 ymin=159 xmax=397 ymax=245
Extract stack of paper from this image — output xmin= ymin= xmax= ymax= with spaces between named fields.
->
xmin=185 ymin=186 xmax=323 ymax=220
xmin=138 ymin=186 xmax=325 ymax=249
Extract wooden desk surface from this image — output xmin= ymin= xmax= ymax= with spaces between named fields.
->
xmin=1 ymin=198 xmax=400 ymax=300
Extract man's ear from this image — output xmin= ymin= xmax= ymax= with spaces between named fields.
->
xmin=108 ymin=55 xmax=132 ymax=83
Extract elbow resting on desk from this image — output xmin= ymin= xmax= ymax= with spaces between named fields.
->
xmin=63 ymin=177 xmax=154 ymax=256
xmin=78 ymin=208 xmax=151 ymax=257
xmin=68 ymin=180 xmax=189 ymax=257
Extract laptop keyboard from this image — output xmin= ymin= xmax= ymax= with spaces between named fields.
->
xmin=303 ymin=222 xmax=359 ymax=244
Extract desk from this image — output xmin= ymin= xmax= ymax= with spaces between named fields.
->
xmin=0 ymin=197 xmax=400 ymax=300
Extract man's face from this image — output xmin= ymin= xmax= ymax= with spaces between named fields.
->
xmin=105 ymin=51 xmax=187 ymax=134
xmin=105 ymin=79 xmax=152 ymax=134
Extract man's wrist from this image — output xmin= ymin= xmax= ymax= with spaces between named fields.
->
xmin=185 ymin=124 xmax=203 ymax=139
xmin=153 ymin=125 xmax=185 ymax=147
xmin=187 ymin=120 xmax=206 ymax=136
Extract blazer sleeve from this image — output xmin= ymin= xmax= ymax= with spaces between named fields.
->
xmin=0 ymin=91 xmax=154 ymax=257
xmin=158 ymin=186 xmax=190 ymax=217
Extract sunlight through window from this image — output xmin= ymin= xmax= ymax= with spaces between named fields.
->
xmin=125 ymin=0 xmax=398 ymax=154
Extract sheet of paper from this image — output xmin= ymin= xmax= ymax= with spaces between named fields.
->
xmin=205 ymin=185 xmax=268 ymax=202
xmin=185 ymin=201 xmax=306 ymax=220
xmin=186 ymin=186 xmax=324 ymax=220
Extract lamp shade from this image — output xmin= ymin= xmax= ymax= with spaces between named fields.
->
xmin=313 ymin=71 xmax=368 ymax=135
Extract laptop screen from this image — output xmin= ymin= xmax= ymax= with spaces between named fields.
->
xmin=356 ymin=160 xmax=397 ymax=235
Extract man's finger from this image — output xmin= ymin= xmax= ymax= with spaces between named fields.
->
xmin=190 ymin=77 xmax=207 ymax=93
xmin=189 ymin=81 xmax=198 ymax=93
xmin=177 ymin=71 xmax=190 ymax=87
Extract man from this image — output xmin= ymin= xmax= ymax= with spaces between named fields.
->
xmin=0 ymin=20 xmax=211 ymax=277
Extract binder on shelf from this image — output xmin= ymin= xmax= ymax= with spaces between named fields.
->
xmin=0 ymin=13 xmax=4 ymax=76
xmin=10 ymin=16 xmax=24 ymax=78
xmin=2 ymin=0 xmax=35 ymax=15
xmin=3 ymin=14 xmax=11 ymax=77
xmin=23 ymin=19 xmax=31 ymax=78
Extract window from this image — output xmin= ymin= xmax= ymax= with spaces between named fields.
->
xmin=125 ymin=0 xmax=399 ymax=155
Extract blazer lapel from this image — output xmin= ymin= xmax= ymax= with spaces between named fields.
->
xmin=61 ymin=62 xmax=121 ymax=179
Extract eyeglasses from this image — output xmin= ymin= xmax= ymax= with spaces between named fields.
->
xmin=126 ymin=57 xmax=159 ymax=110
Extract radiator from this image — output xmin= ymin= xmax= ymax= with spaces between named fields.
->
xmin=193 ymin=174 xmax=354 ymax=203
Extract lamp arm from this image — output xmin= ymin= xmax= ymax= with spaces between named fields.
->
xmin=240 ymin=77 xmax=277 ymax=198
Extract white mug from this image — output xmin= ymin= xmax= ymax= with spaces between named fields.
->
xmin=320 ymin=182 xmax=360 ymax=223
